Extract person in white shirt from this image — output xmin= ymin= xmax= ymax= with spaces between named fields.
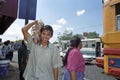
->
xmin=22 ymin=20 xmax=63 ymax=80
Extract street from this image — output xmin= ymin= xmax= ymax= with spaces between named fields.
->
xmin=1 ymin=51 xmax=117 ymax=80
xmin=58 ymin=63 xmax=117 ymax=80
xmin=85 ymin=63 xmax=117 ymax=80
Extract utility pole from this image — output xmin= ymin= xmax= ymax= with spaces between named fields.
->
xmin=25 ymin=0 xmax=30 ymax=25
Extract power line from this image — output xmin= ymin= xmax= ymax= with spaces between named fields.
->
xmin=75 ymin=24 xmax=103 ymax=31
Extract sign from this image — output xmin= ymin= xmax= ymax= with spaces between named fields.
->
xmin=19 ymin=0 xmax=37 ymax=20
xmin=83 ymin=32 xmax=88 ymax=37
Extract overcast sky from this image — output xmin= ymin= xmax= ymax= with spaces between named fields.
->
xmin=0 ymin=0 xmax=103 ymax=42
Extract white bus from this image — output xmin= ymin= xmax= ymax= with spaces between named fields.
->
xmin=81 ymin=38 xmax=103 ymax=63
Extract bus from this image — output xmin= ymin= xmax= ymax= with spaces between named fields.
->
xmin=96 ymin=0 xmax=120 ymax=79
xmin=81 ymin=38 xmax=103 ymax=63
xmin=81 ymin=38 xmax=103 ymax=57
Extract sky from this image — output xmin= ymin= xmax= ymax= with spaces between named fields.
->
xmin=0 ymin=0 xmax=103 ymax=43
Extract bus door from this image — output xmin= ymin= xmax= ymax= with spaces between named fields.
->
xmin=95 ymin=42 xmax=101 ymax=57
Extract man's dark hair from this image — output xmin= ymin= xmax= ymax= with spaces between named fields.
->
xmin=40 ymin=25 xmax=53 ymax=37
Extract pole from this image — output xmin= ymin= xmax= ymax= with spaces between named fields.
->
xmin=25 ymin=0 xmax=30 ymax=25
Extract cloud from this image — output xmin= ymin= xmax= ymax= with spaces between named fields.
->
xmin=66 ymin=27 xmax=74 ymax=31
xmin=56 ymin=18 xmax=67 ymax=25
xmin=77 ymin=9 xmax=85 ymax=16
xmin=50 ymin=24 xmax=64 ymax=43
xmin=52 ymin=24 xmax=62 ymax=31
xmin=66 ymin=27 xmax=74 ymax=34
xmin=5 ymin=24 xmax=20 ymax=35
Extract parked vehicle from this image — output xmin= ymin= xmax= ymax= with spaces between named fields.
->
xmin=81 ymin=38 xmax=103 ymax=57
xmin=81 ymin=48 xmax=96 ymax=63
xmin=60 ymin=49 xmax=67 ymax=57
xmin=60 ymin=48 xmax=97 ymax=64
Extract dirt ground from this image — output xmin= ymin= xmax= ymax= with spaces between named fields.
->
xmin=0 ymin=62 xmax=19 ymax=80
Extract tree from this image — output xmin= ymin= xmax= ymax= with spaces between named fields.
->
xmin=87 ymin=32 xmax=99 ymax=38
xmin=53 ymin=41 xmax=59 ymax=44
xmin=58 ymin=30 xmax=73 ymax=40
xmin=73 ymin=34 xmax=84 ymax=39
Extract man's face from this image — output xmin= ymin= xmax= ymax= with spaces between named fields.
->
xmin=41 ymin=30 xmax=52 ymax=43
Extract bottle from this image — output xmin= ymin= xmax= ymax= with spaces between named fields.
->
xmin=31 ymin=20 xmax=44 ymax=43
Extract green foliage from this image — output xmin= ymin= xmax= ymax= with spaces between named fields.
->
xmin=53 ymin=41 xmax=59 ymax=44
xmin=58 ymin=30 xmax=73 ymax=41
xmin=73 ymin=34 xmax=84 ymax=39
xmin=15 ymin=39 xmax=23 ymax=43
xmin=57 ymin=31 xmax=100 ymax=42
xmin=87 ymin=32 xmax=100 ymax=38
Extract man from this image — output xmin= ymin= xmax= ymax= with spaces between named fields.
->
xmin=18 ymin=40 xmax=29 ymax=80
xmin=22 ymin=20 xmax=63 ymax=80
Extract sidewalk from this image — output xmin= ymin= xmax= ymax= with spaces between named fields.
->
xmin=1 ymin=61 xmax=19 ymax=80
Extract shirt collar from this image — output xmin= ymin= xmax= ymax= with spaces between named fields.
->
xmin=39 ymin=41 xmax=50 ymax=48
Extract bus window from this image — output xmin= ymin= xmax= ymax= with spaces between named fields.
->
xmin=116 ymin=3 xmax=120 ymax=30
xmin=92 ymin=44 xmax=95 ymax=48
xmin=85 ymin=43 xmax=88 ymax=47
xmin=116 ymin=15 xmax=120 ymax=30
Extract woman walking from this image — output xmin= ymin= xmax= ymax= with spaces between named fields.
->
xmin=62 ymin=36 xmax=85 ymax=80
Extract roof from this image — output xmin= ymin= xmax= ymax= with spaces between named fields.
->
xmin=0 ymin=15 xmax=16 ymax=34
xmin=0 ymin=0 xmax=18 ymax=34
xmin=81 ymin=38 xmax=101 ymax=42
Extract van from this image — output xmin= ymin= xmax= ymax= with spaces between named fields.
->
xmin=80 ymin=48 xmax=96 ymax=63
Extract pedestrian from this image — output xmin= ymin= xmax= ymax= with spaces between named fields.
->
xmin=8 ymin=41 xmax=15 ymax=61
xmin=3 ymin=40 xmax=14 ymax=61
xmin=0 ymin=43 xmax=3 ymax=59
xmin=2 ymin=41 xmax=10 ymax=59
xmin=62 ymin=36 xmax=85 ymax=80
xmin=21 ymin=20 xmax=63 ymax=80
xmin=18 ymin=40 xmax=29 ymax=80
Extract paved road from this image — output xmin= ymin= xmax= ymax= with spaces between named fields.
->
xmin=1 ymin=51 xmax=118 ymax=80
xmin=58 ymin=63 xmax=117 ymax=80
xmin=85 ymin=63 xmax=117 ymax=80
xmin=12 ymin=51 xmax=118 ymax=80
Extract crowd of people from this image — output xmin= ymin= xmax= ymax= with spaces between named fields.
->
xmin=0 ymin=40 xmax=14 ymax=60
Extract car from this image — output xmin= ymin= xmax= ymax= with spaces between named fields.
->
xmin=60 ymin=48 xmax=96 ymax=64
xmin=60 ymin=50 xmax=67 ymax=57
xmin=80 ymin=48 xmax=96 ymax=63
